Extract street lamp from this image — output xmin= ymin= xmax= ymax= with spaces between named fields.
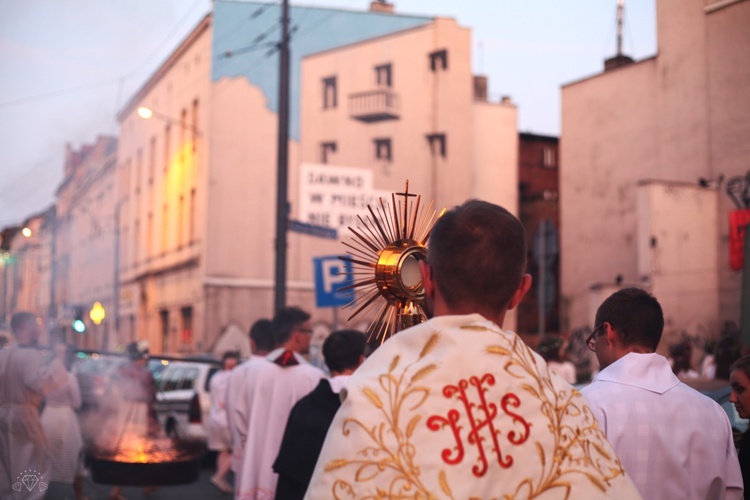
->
xmin=137 ymin=106 xmax=201 ymax=136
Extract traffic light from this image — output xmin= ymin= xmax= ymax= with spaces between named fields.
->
xmin=72 ymin=306 xmax=86 ymax=333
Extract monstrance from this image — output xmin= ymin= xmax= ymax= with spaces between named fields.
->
xmin=339 ymin=181 xmax=444 ymax=343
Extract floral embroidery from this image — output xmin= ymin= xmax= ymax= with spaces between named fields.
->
xmin=322 ymin=325 xmax=627 ymax=499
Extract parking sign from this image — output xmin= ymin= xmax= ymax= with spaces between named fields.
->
xmin=314 ymin=256 xmax=353 ymax=307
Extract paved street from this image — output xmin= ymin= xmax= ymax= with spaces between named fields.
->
xmin=44 ymin=454 xmax=234 ymax=500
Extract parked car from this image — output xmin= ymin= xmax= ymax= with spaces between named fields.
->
xmin=153 ymin=356 xmax=221 ymax=443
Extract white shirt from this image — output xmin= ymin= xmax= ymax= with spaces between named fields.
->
xmin=581 ymin=352 xmax=743 ymax=500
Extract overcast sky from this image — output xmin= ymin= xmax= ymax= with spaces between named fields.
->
xmin=0 ymin=0 xmax=657 ymax=227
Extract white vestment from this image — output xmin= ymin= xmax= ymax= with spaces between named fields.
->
xmin=40 ymin=372 xmax=84 ymax=483
xmin=581 ymin=352 xmax=743 ymax=500
xmin=0 ymin=345 xmax=66 ymax=500
xmin=207 ymin=369 xmax=232 ymax=451
xmin=226 ymin=354 xmax=268 ymax=479
xmin=236 ymin=349 xmax=325 ymax=500
xmin=306 ymin=314 xmax=641 ymax=499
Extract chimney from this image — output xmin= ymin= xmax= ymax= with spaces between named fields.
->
xmin=370 ymin=1 xmax=394 ymax=13
xmin=604 ymin=54 xmax=634 ymax=72
xmin=473 ymin=76 xmax=488 ymax=102
xmin=500 ymin=95 xmax=512 ymax=105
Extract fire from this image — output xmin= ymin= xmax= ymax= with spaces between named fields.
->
xmin=111 ymin=435 xmax=180 ymax=463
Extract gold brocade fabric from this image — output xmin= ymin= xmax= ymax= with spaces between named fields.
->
xmin=306 ymin=314 xmax=642 ymax=500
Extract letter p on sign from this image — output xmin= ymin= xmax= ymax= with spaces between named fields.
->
xmin=314 ymin=256 xmax=354 ymax=308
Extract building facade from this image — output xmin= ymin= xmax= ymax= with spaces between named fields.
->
xmin=0 ymin=209 xmax=54 ymax=339
xmin=298 ymin=16 xmax=519 ymax=329
xmin=55 ymin=136 xmax=119 ymax=349
xmin=517 ymin=133 xmax=560 ymax=336
xmin=560 ymin=0 xmax=750 ymax=347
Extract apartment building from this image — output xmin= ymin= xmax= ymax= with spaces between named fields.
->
xmin=298 ymin=16 xmax=518 ymax=328
xmin=560 ymin=0 xmax=750 ymax=347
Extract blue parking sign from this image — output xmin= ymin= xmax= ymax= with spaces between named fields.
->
xmin=314 ymin=256 xmax=354 ymax=308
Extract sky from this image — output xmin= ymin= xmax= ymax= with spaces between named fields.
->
xmin=0 ymin=0 xmax=657 ymax=228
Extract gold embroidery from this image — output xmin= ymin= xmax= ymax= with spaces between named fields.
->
xmin=323 ymin=326 xmax=627 ymax=499
xmin=485 ymin=327 xmax=627 ymax=498
xmin=326 ymin=335 xmax=445 ymax=499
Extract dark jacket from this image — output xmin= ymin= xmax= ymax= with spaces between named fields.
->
xmin=273 ymin=379 xmax=341 ymax=500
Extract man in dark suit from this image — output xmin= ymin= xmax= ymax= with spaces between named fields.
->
xmin=273 ymin=329 xmax=366 ymax=499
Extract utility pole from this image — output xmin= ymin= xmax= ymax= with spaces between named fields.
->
xmin=274 ymin=0 xmax=291 ymax=314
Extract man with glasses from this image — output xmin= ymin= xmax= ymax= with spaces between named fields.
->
xmin=235 ymin=307 xmax=325 ymax=499
xmin=581 ymin=287 xmax=742 ymax=499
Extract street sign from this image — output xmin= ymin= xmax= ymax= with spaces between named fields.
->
xmin=288 ymin=219 xmax=338 ymax=240
xmin=314 ymin=256 xmax=353 ymax=307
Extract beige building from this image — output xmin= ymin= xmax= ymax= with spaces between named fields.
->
xmin=560 ymin=0 xmax=750 ymax=346
xmin=298 ymin=16 xmax=519 ymax=328
xmin=55 ymin=136 xmax=118 ymax=349
xmin=0 ymin=209 xmax=54 ymax=338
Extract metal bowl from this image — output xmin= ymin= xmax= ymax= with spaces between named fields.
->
xmin=86 ymin=441 xmax=205 ymax=486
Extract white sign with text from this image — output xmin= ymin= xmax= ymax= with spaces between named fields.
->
xmin=299 ymin=164 xmax=390 ymax=232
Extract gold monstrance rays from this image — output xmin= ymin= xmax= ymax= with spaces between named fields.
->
xmin=339 ymin=181 xmax=444 ymax=343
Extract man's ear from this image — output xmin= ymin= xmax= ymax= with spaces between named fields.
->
xmin=604 ymin=322 xmax=616 ymax=346
xmin=419 ymin=260 xmax=434 ymax=299
xmin=507 ymin=273 xmax=532 ymax=311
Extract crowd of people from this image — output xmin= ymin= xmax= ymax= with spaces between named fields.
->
xmin=3 ymin=197 xmax=750 ymax=500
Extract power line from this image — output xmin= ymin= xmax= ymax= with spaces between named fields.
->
xmin=0 ymin=79 xmax=122 ymax=109
xmin=0 ymin=0 xmax=207 ymax=110
xmin=122 ymin=0 xmax=207 ymax=80
xmin=213 ymin=0 xmax=280 ymax=47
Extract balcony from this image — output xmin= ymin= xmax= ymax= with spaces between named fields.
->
xmin=349 ymin=89 xmax=400 ymax=123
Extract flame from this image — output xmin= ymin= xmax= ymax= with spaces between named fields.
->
xmin=110 ymin=435 xmax=181 ymax=463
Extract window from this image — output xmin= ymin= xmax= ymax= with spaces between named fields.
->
xmin=147 ymin=211 xmax=153 ymax=259
xmin=182 ymin=369 xmax=199 ymax=390
xmin=161 ymin=203 xmax=169 ymax=255
xmin=135 ymin=149 xmax=142 ymax=194
xmin=179 ymin=108 xmax=188 ymax=165
xmin=375 ymin=63 xmax=392 ymax=87
xmin=374 ymin=138 xmax=392 ymax=162
xmin=543 ymin=146 xmax=556 ymax=168
xmin=181 ymin=306 xmax=193 ymax=344
xmin=178 ymin=195 xmax=184 ymax=249
xmin=134 ymin=218 xmax=140 ymax=263
xmin=321 ymin=142 xmax=337 ymax=164
xmin=160 ymin=309 xmax=169 ymax=353
xmin=191 ymin=99 xmax=199 ymax=152
xmin=189 ymin=188 xmax=196 ymax=243
xmin=163 ymin=368 xmax=184 ymax=392
xmin=322 ymin=76 xmax=337 ymax=109
xmin=429 ymin=49 xmax=448 ymax=71
xmin=148 ymin=136 xmax=156 ymax=185
xmin=426 ymin=133 xmax=447 ymax=157
xmin=164 ymin=124 xmax=171 ymax=173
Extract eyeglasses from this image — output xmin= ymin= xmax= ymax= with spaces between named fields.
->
xmin=586 ymin=323 xmax=607 ymax=352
